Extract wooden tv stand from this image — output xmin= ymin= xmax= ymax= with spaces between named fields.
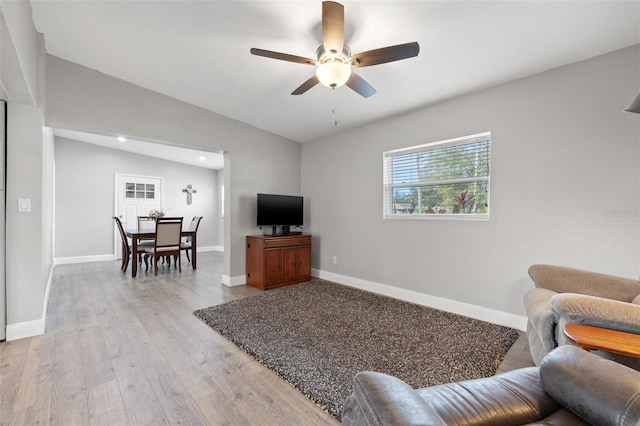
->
xmin=246 ymin=234 xmax=312 ymax=290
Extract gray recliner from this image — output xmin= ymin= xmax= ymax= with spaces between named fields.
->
xmin=525 ymin=264 xmax=640 ymax=368
xmin=341 ymin=345 xmax=640 ymax=425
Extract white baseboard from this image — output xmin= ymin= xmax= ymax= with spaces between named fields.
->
xmin=222 ymin=274 xmax=246 ymax=287
xmin=312 ymin=269 xmax=528 ymax=331
xmin=55 ymin=247 xmax=223 ymax=266
xmin=6 ymin=319 xmax=45 ymax=341
xmin=198 ymin=245 xmax=223 ymax=252
xmin=55 ymin=254 xmax=114 ymax=265
xmin=6 ymin=265 xmax=55 ymax=341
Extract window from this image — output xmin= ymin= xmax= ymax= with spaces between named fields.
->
xmin=125 ymin=182 xmax=156 ymax=199
xmin=383 ymin=132 xmax=491 ymax=219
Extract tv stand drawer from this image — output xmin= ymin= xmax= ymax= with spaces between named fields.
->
xmin=262 ymin=235 xmax=311 ymax=248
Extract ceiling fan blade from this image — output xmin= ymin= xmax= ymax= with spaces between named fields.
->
xmin=291 ymin=75 xmax=320 ymax=95
xmin=322 ymin=1 xmax=344 ymax=55
xmin=250 ymin=48 xmax=316 ymax=66
xmin=346 ymin=71 xmax=376 ymax=98
xmin=350 ymin=42 xmax=420 ymax=67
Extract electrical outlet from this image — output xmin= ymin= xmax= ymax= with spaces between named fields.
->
xmin=332 ymin=256 xmax=337 ymax=264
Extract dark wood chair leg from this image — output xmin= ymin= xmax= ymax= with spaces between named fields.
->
xmin=123 ymin=249 xmax=130 ymax=272
xmin=185 ymin=249 xmax=191 ymax=263
xmin=121 ymin=243 xmax=127 ymax=270
xmin=154 ymin=254 xmax=159 ymax=276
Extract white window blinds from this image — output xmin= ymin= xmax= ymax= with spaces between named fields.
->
xmin=383 ymin=132 xmax=491 ymax=218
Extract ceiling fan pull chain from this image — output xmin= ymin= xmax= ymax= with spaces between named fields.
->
xmin=332 ymin=88 xmax=338 ymax=127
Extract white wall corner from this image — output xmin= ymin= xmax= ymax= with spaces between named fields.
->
xmin=312 ymin=269 xmax=528 ymax=331
xmin=42 ymin=265 xmax=54 ymax=327
xmin=222 ymin=274 xmax=246 ymax=287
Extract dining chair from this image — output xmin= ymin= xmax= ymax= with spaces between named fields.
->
xmin=113 ymin=216 xmax=131 ymax=271
xmin=141 ymin=216 xmax=183 ymax=276
xmin=136 ymin=215 xmax=157 ymax=261
xmin=137 ymin=216 xmax=156 ymax=231
xmin=181 ymin=216 xmax=203 ymax=263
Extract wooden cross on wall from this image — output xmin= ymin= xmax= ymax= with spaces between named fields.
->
xmin=182 ymin=184 xmax=197 ymax=205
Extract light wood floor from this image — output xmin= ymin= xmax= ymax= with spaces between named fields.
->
xmin=0 ymin=252 xmax=534 ymax=425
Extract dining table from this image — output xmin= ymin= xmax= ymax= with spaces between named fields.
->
xmin=126 ymin=228 xmax=197 ymax=277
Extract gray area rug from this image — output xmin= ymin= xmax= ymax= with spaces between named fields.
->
xmin=194 ymin=279 xmax=519 ymax=420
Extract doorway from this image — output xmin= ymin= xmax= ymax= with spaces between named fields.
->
xmin=114 ymin=174 xmax=163 ymax=260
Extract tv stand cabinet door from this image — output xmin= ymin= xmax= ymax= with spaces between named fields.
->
xmin=264 ymin=249 xmax=283 ymax=286
xmin=297 ymin=245 xmax=311 ymax=279
xmin=282 ymin=248 xmax=298 ymax=282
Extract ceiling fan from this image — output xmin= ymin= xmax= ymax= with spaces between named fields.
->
xmin=250 ymin=1 xmax=419 ymax=98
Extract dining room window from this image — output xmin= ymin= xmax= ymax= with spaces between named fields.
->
xmin=125 ymin=182 xmax=156 ymax=199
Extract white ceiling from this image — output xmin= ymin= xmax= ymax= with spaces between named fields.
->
xmin=31 ymin=1 xmax=640 ymax=144
xmin=54 ymin=128 xmax=225 ymax=170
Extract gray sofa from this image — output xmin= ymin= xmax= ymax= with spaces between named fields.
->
xmin=525 ymin=264 xmax=640 ymax=368
xmin=341 ymin=345 xmax=640 ymax=425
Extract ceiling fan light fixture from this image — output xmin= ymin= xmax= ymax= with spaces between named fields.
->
xmin=316 ymin=60 xmax=351 ymax=88
xmin=250 ymin=2 xmax=419 ymax=97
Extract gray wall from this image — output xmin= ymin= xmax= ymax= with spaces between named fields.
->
xmin=0 ymin=2 xmax=40 ymax=105
xmin=2 ymin=0 xmax=55 ymax=337
xmin=6 ymin=103 xmax=53 ymax=326
xmin=302 ymin=45 xmax=640 ymax=317
xmin=54 ymin=137 xmax=221 ymax=259
xmin=45 ymin=55 xmax=301 ymax=281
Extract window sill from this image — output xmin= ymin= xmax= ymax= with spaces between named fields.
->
xmin=384 ymin=214 xmax=490 ymax=221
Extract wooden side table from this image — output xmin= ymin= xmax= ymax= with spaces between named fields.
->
xmin=563 ymin=323 xmax=640 ymax=358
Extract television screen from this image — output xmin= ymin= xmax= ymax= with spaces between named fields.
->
xmin=257 ymin=193 xmax=303 ymax=226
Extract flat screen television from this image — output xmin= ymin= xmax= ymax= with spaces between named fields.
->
xmin=257 ymin=193 xmax=303 ymax=234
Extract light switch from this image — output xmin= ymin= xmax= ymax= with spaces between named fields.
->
xmin=18 ymin=198 xmax=31 ymax=213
